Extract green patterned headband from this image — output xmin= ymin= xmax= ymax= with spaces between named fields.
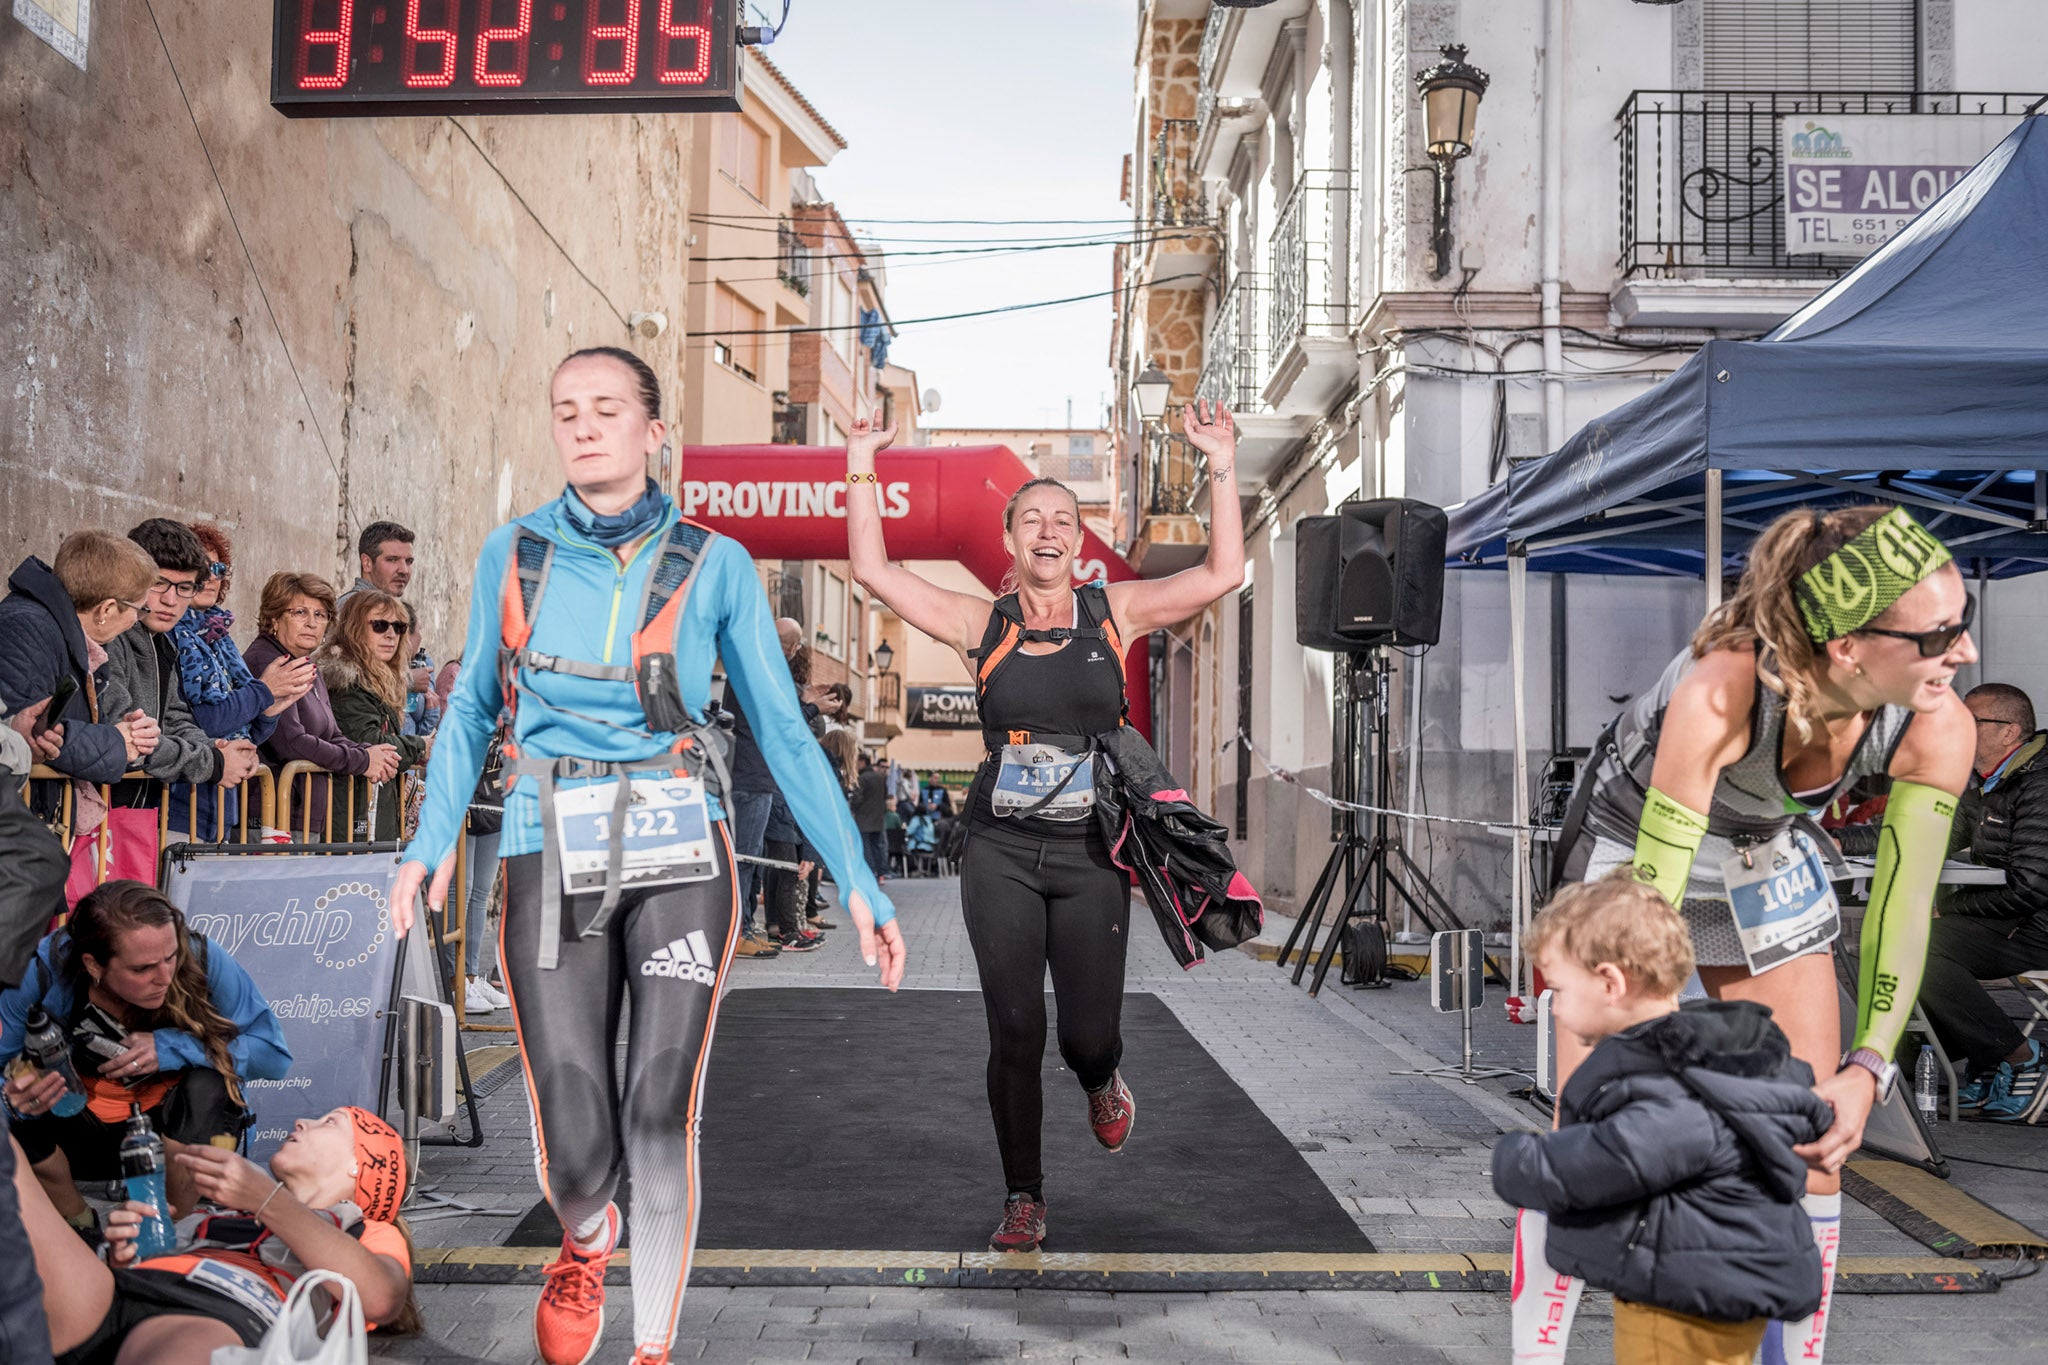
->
xmin=1794 ymin=507 xmax=1952 ymax=642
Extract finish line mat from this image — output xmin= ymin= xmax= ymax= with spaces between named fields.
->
xmin=502 ymin=987 xmax=1373 ymax=1255
xmin=1842 ymin=1157 xmax=2048 ymax=1261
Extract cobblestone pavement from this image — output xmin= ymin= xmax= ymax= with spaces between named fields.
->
xmin=377 ymin=876 xmax=2048 ymax=1363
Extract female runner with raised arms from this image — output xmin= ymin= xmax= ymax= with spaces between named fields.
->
xmin=844 ymin=401 xmax=1244 ymax=1252
xmin=389 ymin=347 xmax=905 ymax=1365
xmin=1520 ymin=505 xmax=1975 ymax=1364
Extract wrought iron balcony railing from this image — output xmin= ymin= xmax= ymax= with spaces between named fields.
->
xmin=1195 ymin=9 xmax=1227 ymax=133
xmin=765 ymin=567 xmax=805 ymax=622
xmin=1267 ymin=171 xmax=1351 ymax=360
xmin=771 ymin=399 xmax=807 ymax=446
xmin=1197 ymin=273 xmax=1266 ymax=411
xmin=1150 ymin=118 xmax=1208 ymax=227
xmin=776 ymin=216 xmax=810 ymax=296
xmin=1143 ymin=426 xmax=1205 ymax=519
xmin=876 ymin=672 xmax=902 ymax=712
xmin=1617 ymin=90 xmax=2040 ymax=280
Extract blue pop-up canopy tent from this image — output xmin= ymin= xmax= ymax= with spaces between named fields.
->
xmin=1445 ymin=114 xmax=2048 ymax=1001
xmin=1450 ymin=114 xmax=2048 ymax=579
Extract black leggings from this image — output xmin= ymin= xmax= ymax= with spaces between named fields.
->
xmin=500 ymin=830 xmax=738 ymax=1352
xmin=959 ymin=820 xmax=1131 ymax=1196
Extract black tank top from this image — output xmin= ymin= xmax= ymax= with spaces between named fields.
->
xmin=970 ymin=590 xmax=1127 ymax=837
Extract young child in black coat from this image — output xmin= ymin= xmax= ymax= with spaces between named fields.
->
xmin=1492 ymin=870 xmax=1835 ymax=1364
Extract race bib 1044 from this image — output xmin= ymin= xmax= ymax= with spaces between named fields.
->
xmin=1721 ymin=830 xmax=1841 ymax=975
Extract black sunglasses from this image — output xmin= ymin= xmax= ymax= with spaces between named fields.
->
xmin=366 ymin=619 xmax=404 ymax=636
xmin=1855 ymin=593 xmax=1975 ymax=658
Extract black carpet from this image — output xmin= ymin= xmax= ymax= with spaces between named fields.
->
xmin=503 ymin=987 xmax=1373 ymax=1253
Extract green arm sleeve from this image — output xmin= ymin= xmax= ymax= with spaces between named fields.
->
xmin=1853 ymin=780 xmax=1957 ymax=1055
xmin=1632 ymin=787 xmax=1710 ymax=907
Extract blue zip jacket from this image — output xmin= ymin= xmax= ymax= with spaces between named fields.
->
xmin=0 ymin=932 xmax=292 ymax=1081
xmin=404 ymin=491 xmax=894 ymax=925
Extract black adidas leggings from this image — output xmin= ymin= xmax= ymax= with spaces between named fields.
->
xmin=500 ymin=831 xmax=737 ymax=1351
xmin=959 ymin=820 xmax=1131 ymax=1196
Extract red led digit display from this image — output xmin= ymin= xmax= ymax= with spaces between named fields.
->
xmin=271 ymin=0 xmax=739 ymax=117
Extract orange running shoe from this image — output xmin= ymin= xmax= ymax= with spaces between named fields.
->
xmin=534 ymin=1204 xmax=618 ymax=1365
xmin=631 ymin=1349 xmax=671 ymax=1365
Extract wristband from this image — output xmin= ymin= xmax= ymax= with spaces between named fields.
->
xmin=256 ymin=1181 xmax=286 ymax=1219
xmin=847 ymin=472 xmax=877 ymax=484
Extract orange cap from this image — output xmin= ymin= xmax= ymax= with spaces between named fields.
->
xmin=343 ymin=1107 xmax=406 ymax=1221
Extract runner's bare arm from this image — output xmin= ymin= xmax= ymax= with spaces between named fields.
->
xmin=1643 ymin=649 xmax=1757 ymax=816
xmin=843 ymin=409 xmax=991 ymax=664
xmin=1107 ymin=400 xmax=1248 ymax=638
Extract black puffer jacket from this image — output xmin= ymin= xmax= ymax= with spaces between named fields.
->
xmin=1492 ymin=1000 xmax=1832 ymax=1323
xmin=1943 ymin=731 xmax=2048 ymax=922
xmin=0 ymin=557 xmax=128 ymax=782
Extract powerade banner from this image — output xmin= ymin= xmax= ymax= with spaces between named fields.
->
xmin=1783 ymin=114 xmax=2016 ymax=256
xmin=164 ymin=852 xmax=404 ymax=1161
xmin=905 ymin=686 xmax=981 ymax=730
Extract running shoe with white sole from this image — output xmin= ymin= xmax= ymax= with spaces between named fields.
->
xmin=990 ymin=1193 xmax=1047 ymax=1253
xmin=535 ymin=1204 xmax=617 ymax=1365
xmin=1087 ymin=1072 xmax=1136 ymax=1152
xmin=477 ymin=976 xmax=511 ymax=1009
xmin=1981 ymin=1039 xmax=2046 ymax=1122
xmin=462 ymin=977 xmax=500 ymax=1014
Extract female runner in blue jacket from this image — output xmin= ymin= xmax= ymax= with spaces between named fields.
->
xmin=390 ymin=348 xmax=903 ymax=1365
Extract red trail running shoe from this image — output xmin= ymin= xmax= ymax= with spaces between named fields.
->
xmin=1088 ymin=1071 xmax=1136 ymax=1152
xmin=534 ymin=1204 xmax=618 ymax=1365
xmin=989 ymin=1193 xmax=1048 ymax=1253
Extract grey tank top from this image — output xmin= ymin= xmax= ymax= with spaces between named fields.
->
xmin=1574 ymin=650 xmax=1914 ymax=898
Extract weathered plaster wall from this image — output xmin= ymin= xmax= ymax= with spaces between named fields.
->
xmin=2 ymin=3 xmax=696 ymax=662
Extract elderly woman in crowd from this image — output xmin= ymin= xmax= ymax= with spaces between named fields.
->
xmin=244 ymin=572 xmax=398 ymax=840
xmin=166 ymin=525 xmax=315 ymax=837
xmin=319 ymin=590 xmax=428 ymax=842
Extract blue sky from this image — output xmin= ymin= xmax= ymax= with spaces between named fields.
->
xmin=763 ymin=1 xmax=1134 ymax=431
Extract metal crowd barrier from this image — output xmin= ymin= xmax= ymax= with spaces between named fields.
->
xmin=24 ymin=761 xmax=283 ymax=891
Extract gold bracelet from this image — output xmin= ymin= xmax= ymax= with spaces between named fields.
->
xmin=846 ymin=471 xmax=877 ymax=484
xmin=255 ymin=1181 xmax=285 ymax=1219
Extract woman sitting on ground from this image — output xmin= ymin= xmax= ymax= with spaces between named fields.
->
xmin=319 ymin=591 xmax=429 ymax=842
xmin=0 ymin=880 xmax=290 ymax=1224
xmin=244 ymin=573 xmax=399 ymax=840
xmin=18 ymin=1105 xmax=419 ymax=1364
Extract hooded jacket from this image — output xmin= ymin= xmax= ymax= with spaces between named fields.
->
xmin=319 ymin=649 xmax=429 ymax=842
xmin=1491 ymin=999 xmax=1833 ymax=1323
xmin=102 ymin=621 xmax=226 ymax=791
xmin=0 ymin=557 xmax=129 ymax=783
xmin=1091 ymin=725 xmax=1262 ymax=969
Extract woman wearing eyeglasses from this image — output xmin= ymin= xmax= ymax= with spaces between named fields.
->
xmin=1514 ymin=505 xmax=1976 ymax=1365
xmin=245 ymin=573 xmax=400 ymax=840
xmin=319 ymin=591 xmax=428 ymax=842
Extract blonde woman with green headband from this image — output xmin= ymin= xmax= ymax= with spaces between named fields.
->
xmin=1512 ymin=504 xmax=1975 ymax=1365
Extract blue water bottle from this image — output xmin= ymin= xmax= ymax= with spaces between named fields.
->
xmin=118 ymin=1104 xmax=177 ymax=1259
xmin=21 ymin=1006 xmax=88 ymax=1118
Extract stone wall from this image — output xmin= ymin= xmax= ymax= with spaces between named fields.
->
xmin=1 ymin=3 xmax=696 ymax=663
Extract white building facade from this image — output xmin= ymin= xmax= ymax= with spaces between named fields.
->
xmin=1113 ymin=0 xmax=2047 ymax=924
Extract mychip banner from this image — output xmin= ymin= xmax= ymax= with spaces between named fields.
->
xmin=1783 ymin=114 xmax=2016 ymax=256
xmin=164 ymin=851 xmax=406 ymax=1160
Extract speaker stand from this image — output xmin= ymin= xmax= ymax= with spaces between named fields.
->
xmin=1277 ymin=650 xmax=1460 ymax=997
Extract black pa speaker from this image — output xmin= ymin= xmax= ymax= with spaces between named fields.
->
xmin=1295 ymin=499 xmax=1448 ymax=650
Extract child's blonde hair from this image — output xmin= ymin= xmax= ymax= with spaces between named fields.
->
xmin=1528 ymin=868 xmax=1696 ymax=998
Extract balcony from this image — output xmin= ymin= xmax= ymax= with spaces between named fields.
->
xmin=771 ymin=397 xmax=807 ymax=445
xmin=1614 ymin=90 xmax=2039 ymax=325
xmin=1129 ymin=427 xmax=1209 ymax=578
xmin=1193 ymin=0 xmax=1308 ymax=174
xmin=1150 ymin=119 xmax=1208 ymax=227
xmin=776 ymin=217 xmax=810 ymax=296
xmin=1262 ymin=171 xmax=1354 ymax=418
xmin=1198 ymin=272 xmax=1309 ymax=484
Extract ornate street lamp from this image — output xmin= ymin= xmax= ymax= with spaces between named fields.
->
xmin=873 ymin=639 xmax=895 ymax=674
xmin=1133 ymin=359 xmax=1173 ymax=425
xmin=1414 ymin=44 xmax=1489 ymax=280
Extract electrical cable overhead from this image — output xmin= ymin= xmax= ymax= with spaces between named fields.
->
xmin=688 ymin=231 xmax=1195 ymax=264
xmin=689 ymin=212 xmax=1136 ymax=227
xmin=684 ymin=274 xmax=1206 ymax=341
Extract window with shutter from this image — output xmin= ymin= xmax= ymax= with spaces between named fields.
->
xmin=1702 ymin=0 xmax=1918 ymax=91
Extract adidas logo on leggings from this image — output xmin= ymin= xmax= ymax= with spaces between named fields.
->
xmin=641 ymin=931 xmax=718 ymax=985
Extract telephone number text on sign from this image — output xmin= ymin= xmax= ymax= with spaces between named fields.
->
xmin=271 ymin=0 xmax=739 ymax=117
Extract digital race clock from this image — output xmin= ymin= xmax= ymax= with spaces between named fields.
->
xmin=271 ymin=1 xmax=741 ymax=117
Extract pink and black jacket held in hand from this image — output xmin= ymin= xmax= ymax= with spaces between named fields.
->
xmin=1092 ymin=726 xmax=1263 ymax=969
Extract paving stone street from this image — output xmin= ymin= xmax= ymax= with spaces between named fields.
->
xmin=377 ymin=875 xmax=2048 ymax=1363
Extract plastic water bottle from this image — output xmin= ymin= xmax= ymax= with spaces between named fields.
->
xmin=20 ymin=1006 xmax=88 ymax=1118
xmin=1915 ymin=1044 xmax=1941 ymax=1124
xmin=118 ymin=1105 xmax=177 ymax=1259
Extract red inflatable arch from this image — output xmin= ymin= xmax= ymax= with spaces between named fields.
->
xmin=680 ymin=444 xmax=1151 ymax=737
